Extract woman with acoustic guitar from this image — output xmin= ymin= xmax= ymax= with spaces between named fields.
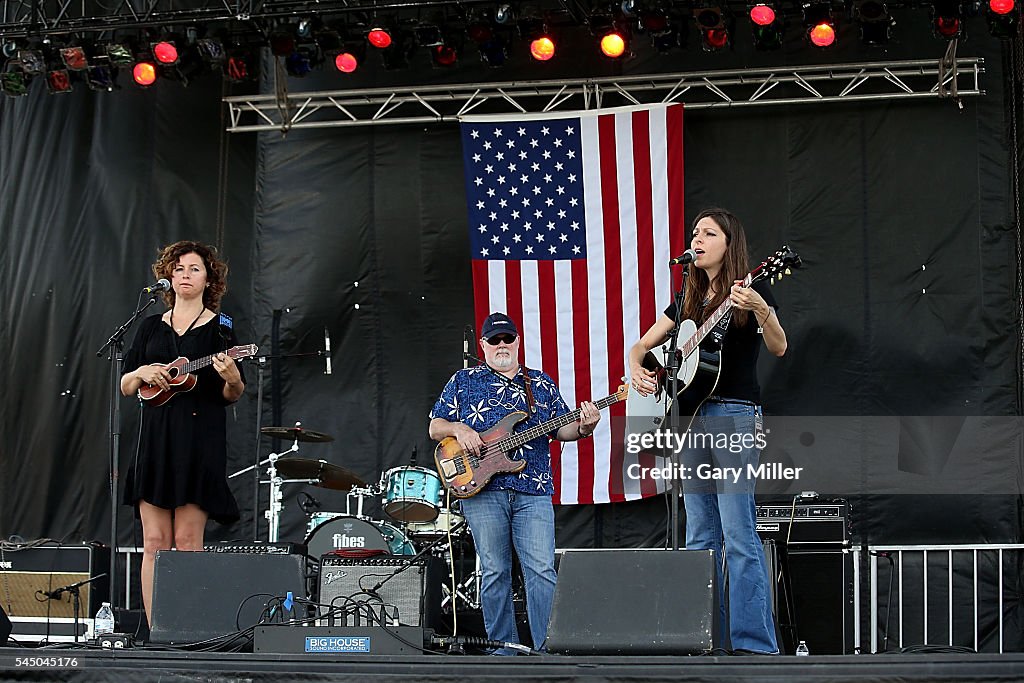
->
xmin=628 ymin=208 xmax=787 ymax=654
xmin=120 ymin=241 xmax=245 ymax=626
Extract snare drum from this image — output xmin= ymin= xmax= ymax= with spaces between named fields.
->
xmin=381 ymin=466 xmax=443 ymax=522
xmin=305 ymin=515 xmax=416 ymax=560
xmin=405 ymin=507 xmax=466 ymax=538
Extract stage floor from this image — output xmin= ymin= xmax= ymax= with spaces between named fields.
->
xmin=1 ymin=647 xmax=1022 ymax=682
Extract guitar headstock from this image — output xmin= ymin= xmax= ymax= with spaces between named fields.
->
xmin=614 ymin=382 xmax=630 ymax=403
xmin=229 ymin=344 xmax=259 ymax=360
xmin=748 ymin=245 xmax=802 ymax=286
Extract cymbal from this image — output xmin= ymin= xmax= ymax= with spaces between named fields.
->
xmin=275 ymin=458 xmax=365 ymax=491
xmin=261 ymin=426 xmax=334 ymax=443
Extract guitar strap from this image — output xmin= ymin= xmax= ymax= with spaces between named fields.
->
xmin=170 ymin=307 xmax=207 ymax=355
xmin=521 ymin=366 xmax=537 ymax=415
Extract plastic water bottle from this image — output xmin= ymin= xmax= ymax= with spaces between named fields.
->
xmin=795 ymin=640 xmax=810 ymax=656
xmin=94 ymin=602 xmax=115 ymax=636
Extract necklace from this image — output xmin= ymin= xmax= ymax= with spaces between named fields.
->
xmin=171 ymin=307 xmax=206 ymax=335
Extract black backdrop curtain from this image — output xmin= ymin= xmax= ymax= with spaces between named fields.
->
xmin=1 ymin=15 xmax=1020 ymax=572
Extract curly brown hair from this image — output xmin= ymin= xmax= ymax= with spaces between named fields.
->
xmin=151 ymin=241 xmax=229 ymax=311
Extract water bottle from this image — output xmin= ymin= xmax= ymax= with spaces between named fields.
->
xmin=94 ymin=602 xmax=115 ymax=636
xmin=795 ymin=640 xmax=810 ymax=656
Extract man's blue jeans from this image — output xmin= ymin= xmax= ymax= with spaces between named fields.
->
xmin=682 ymin=400 xmax=779 ymax=654
xmin=460 ymin=488 xmax=557 ymax=654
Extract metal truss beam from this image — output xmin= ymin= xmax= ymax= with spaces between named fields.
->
xmin=0 ymin=0 xmax=505 ymax=38
xmin=223 ymin=57 xmax=985 ymax=134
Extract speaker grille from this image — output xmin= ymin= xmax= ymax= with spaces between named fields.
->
xmin=317 ymin=555 xmax=443 ymax=629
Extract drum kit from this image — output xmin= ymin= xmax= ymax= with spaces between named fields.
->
xmin=230 ymin=421 xmax=479 ymax=609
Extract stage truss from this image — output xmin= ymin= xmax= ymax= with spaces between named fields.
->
xmin=223 ymin=56 xmax=985 ymax=133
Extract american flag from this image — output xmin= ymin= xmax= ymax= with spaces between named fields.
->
xmin=460 ymin=103 xmax=685 ymax=505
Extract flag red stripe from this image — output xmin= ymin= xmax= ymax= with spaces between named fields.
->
xmin=472 ymin=261 xmax=490 ymax=340
xmin=667 ymin=105 xmax=686 ymax=293
xmin=632 ymin=109 xmax=657 ymax=340
xmin=570 ymin=258 xmax=594 ymax=503
xmin=536 ymin=260 xmax=560 ymax=490
xmin=504 ymin=261 xmax=523 ymax=348
xmin=597 ymin=113 xmax=626 ymax=504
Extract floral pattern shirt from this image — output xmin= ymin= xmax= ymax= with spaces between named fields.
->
xmin=429 ymin=364 xmax=570 ymax=495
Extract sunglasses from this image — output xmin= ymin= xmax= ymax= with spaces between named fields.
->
xmin=484 ymin=334 xmax=518 ymax=346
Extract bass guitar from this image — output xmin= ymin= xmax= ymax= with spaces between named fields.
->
xmin=137 ymin=344 xmax=258 ymax=406
xmin=434 ymin=383 xmax=629 ymax=498
xmin=625 ymin=246 xmax=801 ymax=435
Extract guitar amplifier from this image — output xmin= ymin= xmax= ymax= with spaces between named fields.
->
xmin=0 ymin=542 xmax=110 ymax=643
xmin=755 ymin=501 xmax=849 ymax=547
xmin=203 ymin=540 xmax=306 ymax=555
xmin=317 ymin=555 xmax=444 ymax=629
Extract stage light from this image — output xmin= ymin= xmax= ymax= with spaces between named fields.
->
xmin=60 ymin=46 xmax=88 ymax=71
xmin=987 ymin=0 xmax=1018 ymax=36
xmin=196 ymin=38 xmax=225 ymax=65
xmin=152 ymin=41 xmax=179 ymax=65
xmin=106 ymin=43 xmax=134 ymax=66
xmin=855 ymin=0 xmax=892 ymax=44
xmin=640 ymin=9 xmax=669 ymax=32
xmin=495 ymin=4 xmax=515 ymax=25
xmin=696 ymin=7 xmax=732 ymax=51
xmin=750 ymin=4 xmax=776 ymax=25
xmin=803 ymin=3 xmax=837 ymax=47
xmin=750 ymin=4 xmax=784 ymax=49
xmin=380 ymin=30 xmax=415 ymax=70
xmin=530 ymin=36 xmax=556 ymax=60
xmin=1 ymin=69 xmax=29 ymax=96
xmin=86 ymin=63 xmax=115 ymax=90
xmin=225 ymin=51 xmax=252 ymax=81
xmin=416 ymin=24 xmax=444 ymax=47
xmin=931 ymin=0 xmax=963 ymax=38
xmin=368 ymin=27 xmax=393 ymax=48
xmin=600 ymin=31 xmax=628 ymax=57
xmin=335 ymin=52 xmax=358 ymax=72
xmin=132 ymin=61 xmax=157 ymax=86
xmin=479 ymin=37 xmax=508 ymax=66
xmin=18 ymin=49 xmax=45 ymax=74
xmin=285 ymin=46 xmax=321 ymax=77
xmin=46 ymin=68 xmax=72 ymax=94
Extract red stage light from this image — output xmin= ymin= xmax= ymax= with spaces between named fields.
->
xmin=335 ymin=52 xmax=358 ymax=73
xmin=935 ymin=16 xmax=961 ymax=36
xmin=750 ymin=4 xmax=777 ymax=26
xmin=530 ymin=36 xmax=556 ymax=60
xmin=990 ymin=0 xmax=1015 ymax=14
xmin=133 ymin=62 xmax=157 ymax=86
xmin=432 ymin=45 xmax=458 ymax=66
xmin=368 ymin=28 xmax=392 ymax=48
xmin=153 ymin=41 xmax=178 ymax=65
xmin=600 ymin=32 xmax=626 ymax=57
xmin=809 ymin=22 xmax=836 ymax=46
xmin=704 ymin=28 xmax=730 ymax=49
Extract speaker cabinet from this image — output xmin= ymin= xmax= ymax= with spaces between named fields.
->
xmin=546 ymin=549 xmax=718 ymax=655
xmin=0 ymin=605 xmax=11 ymax=645
xmin=767 ymin=547 xmax=854 ymax=655
xmin=150 ymin=551 xmax=306 ymax=645
xmin=317 ymin=555 xmax=444 ymax=629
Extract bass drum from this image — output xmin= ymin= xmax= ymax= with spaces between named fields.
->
xmin=304 ymin=515 xmax=416 ymax=560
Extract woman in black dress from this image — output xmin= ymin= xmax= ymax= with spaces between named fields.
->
xmin=120 ymin=241 xmax=245 ymax=624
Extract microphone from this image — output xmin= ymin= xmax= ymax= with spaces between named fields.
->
xmin=668 ymin=249 xmax=697 ymax=267
xmin=142 ymin=278 xmax=171 ymax=294
xmin=37 ymin=588 xmax=65 ymax=600
xmin=463 ymin=325 xmax=473 ymax=369
xmin=410 ymin=446 xmax=418 ymax=466
xmin=324 ymin=327 xmax=332 ymax=375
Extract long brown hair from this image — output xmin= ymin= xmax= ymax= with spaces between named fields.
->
xmin=152 ymin=241 xmax=229 ymax=312
xmin=680 ymin=208 xmax=751 ymax=328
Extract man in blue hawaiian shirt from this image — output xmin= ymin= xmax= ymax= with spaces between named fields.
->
xmin=429 ymin=312 xmax=601 ymax=654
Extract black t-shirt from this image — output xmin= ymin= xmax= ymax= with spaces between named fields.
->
xmin=664 ymin=279 xmax=778 ymax=403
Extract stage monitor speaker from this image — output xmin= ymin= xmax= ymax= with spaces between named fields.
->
xmin=0 ymin=605 xmax=11 ymax=645
xmin=150 ymin=550 xmax=306 ymax=645
xmin=317 ymin=555 xmax=444 ymax=629
xmin=546 ymin=549 xmax=718 ymax=655
xmin=785 ymin=549 xmax=854 ymax=654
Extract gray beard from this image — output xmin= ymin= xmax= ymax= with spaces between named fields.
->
xmin=490 ymin=352 xmax=516 ymax=371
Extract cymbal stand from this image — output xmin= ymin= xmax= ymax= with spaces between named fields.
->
xmin=443 ymin=553 xmax=481 ymax=611
xmin=262 ymin=440 xmax=298 ymax=542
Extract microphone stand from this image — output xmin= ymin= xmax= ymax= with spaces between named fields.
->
xmin=664 ymin=264 xmax=688 ymax=551
xmin=96 ymin=294 xmax=162 ymax=612
xmin=39 ymin=573 xmax=109 ymax=643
